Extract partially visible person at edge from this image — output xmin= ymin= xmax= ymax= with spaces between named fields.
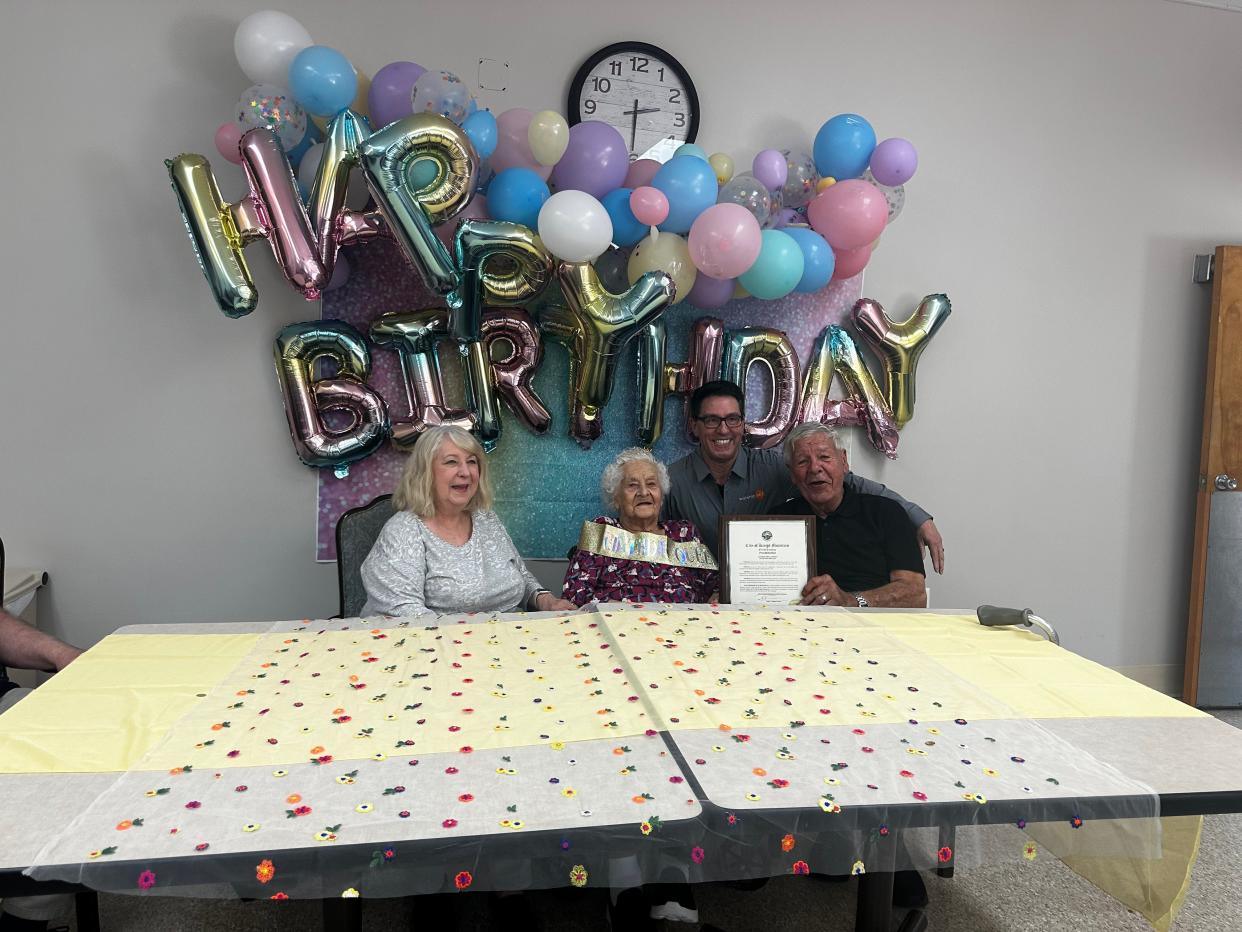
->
xmin=663 ymin=380 xmax=944 ymax=571
xmin=562 ymin=447 xmax=717 ymax=606
xmin=775 ymin=422 xmax=927 ymax=608
xmin=360 ymin=424 xmax=575 ymax=617
xmin=0 ymin=610 xmax=83 ymax=932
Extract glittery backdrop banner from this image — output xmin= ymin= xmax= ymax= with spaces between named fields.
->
xmin=315 ymin=240 xmax=864 ymax=561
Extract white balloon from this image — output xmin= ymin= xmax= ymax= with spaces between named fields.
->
xmin=234 ymin=11 xmax=312 ymax=86
xmin=537 ymin=190 xmax=613 ymax=263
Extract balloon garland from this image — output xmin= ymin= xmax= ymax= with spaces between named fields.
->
xmin=167 ymin=11 xmax=950 ymax=471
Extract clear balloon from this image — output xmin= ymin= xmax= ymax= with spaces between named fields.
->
xmin=528 ymin=110 xmax=571 ymax=166
xmin=236 ymin=84 xmax=307 ymax=148
xmin=863 ymin=169 xmax=905 ymax=223
xmin=687 ymin=203 xmax=763 ymax=280
xmin=549 ymin=121 xmax=629 ymax=199
xmin=736 ymin=229 xmax=803 ymax=300
xmin=287 ymin=46 xmax=357 ymax=118
xmin=368 ymin=61 xmax=425 ymax=130
xmin=234 ymin=11 xmax=312 ymax=87
xmin=628 ymin=231 xmax=696 ymax=304
xmin=717 ymin=173 xmax=771 ymax=225
xmin=538 ymin=190 xmax=613 ymax=262
xmin=779 ymin=149 xmax=820 ymax=210
xmin=852 ymin=294 xmax=952 ymax=428
xmin=411 ymin=70 xmax=475 ymax=126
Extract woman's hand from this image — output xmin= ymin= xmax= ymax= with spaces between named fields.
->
xmin=536 ymin=592 xmax=577 ymax=611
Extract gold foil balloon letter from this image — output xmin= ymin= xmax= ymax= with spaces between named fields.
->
xmin=852 ymin=294 xmax=951 ymax=427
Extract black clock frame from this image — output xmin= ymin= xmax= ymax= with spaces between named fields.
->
xmin=566 ymin=41 xmax=699 ymax=148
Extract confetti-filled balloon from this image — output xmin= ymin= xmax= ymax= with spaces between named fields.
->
xmin=411 ymin=70 xmax=475 ymax=126
xmin=780 ymin=149 xmax=820 ymax=210
xmin=236 ymin=84 xmax=307 ymax=148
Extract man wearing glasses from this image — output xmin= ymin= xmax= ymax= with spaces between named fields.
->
xmin=664 ymin=381 xmax=944 ymax=570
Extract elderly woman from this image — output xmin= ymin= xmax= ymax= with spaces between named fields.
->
xmin=361 ymin=425 xmax=575 ymax=617
xmin=562 ymin=447 xmax=718 ymax=606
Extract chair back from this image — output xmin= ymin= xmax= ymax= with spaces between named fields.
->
xmin=335 ymin=495 xmax=396 ymax=618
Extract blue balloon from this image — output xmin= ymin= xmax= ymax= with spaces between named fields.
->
xmin=783 ymin=227 xmax=835 ymax=293
xmin=673 ymin=143 xmax=710 ymax=162
xmin=487 ymin=167 xmax=550 ymax=229
xmin=652 ymin=157 xmax=718 ymax=234
xmin=812 ymin=114 xmax=877 ymax=181
xmin=737 ymin=230 xmax=804 ymax=300
xmin=601 ymin=188 xmax=645 ymax=248
xmin=463 ymin=110 xmax=498 ymax=160
xmin=288 ymin=46 xmax=358 ymax=117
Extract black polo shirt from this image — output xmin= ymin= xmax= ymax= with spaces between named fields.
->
xmin=774 ymin=488 xmax=924 ymax=593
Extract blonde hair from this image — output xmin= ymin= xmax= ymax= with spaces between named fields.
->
xmin=393 ymin=425 xmax=493 ymax=517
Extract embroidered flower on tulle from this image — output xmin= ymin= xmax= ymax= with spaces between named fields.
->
xmin=569 ymin=864 xmax=588 ymax=887
xmin=780 ymin=834 xmax=795 ymax=852
xmin=1023 ymin=841 xmax=1038 ymax=861
xmin=691 ymin=846 xmax=705 ymax=864
xmin=256 ymin=860 xmax=275 ymax=883
xmin=455 ymin=871 xmax=473 ymax=890
xmin=937 ymin=846 xmax=953 ymax=863
xmin=137 ymin=870 xmax=156 ymax=890
xmin=792 ymin=860 xmax=810 ymax=875
xmin=851 ymin=860 xmax=866 ymax=875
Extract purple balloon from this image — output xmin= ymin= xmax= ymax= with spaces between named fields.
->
xmin=549 ymin=121 xmax=629 ymax=199
xmin=869 ymin=138 xmax=918 ymax=187
xmin=368 ymin=61 xmax=426 ymax=129
xmin=753 ymin=149 xmax=788 ymax=191
xmin=686 ymin=273 xmax=736 ymax=310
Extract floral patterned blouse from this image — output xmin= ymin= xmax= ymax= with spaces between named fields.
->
xmin=561 ymin=517 xmax=719 ymax=606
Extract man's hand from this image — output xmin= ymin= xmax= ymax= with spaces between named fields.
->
xmin=918 ymin=519 xmax=944 ymax=575
xmin=800 ymin=574 xmax=849 ymax=606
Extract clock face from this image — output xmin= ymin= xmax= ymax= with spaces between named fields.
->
xmin=569 ymin=42 xmax=699 ymax=163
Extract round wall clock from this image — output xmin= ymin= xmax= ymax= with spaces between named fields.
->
xmin=568 ymin=41 xmax=699 ymax=163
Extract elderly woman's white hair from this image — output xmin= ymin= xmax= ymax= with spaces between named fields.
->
xmin=600 ymin=447 xmax=670 ymax=509
xmin=782 ymin=422 xmax=846 ymax=468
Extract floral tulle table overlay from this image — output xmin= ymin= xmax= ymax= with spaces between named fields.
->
xmin=20 ymin=606 xmax=1160 ymax=896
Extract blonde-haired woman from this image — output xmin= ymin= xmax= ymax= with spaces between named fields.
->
xmin=361 ymin=425 xmax=575 ymax=617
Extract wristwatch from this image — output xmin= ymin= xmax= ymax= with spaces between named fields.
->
xmin=852 ymin=593 xmax=869 ymax=608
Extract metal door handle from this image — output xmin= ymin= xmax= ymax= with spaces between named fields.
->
xmin=1216 ymin=474 xmax=1238 ymax=491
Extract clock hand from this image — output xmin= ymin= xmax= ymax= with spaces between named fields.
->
xmin=628 ymin=98 xmax=638 ymax=150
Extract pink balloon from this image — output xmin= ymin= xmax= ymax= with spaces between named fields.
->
xmin=831 ymin=243 xmax=873 ymax=280
xmin=215 ymin=122 xmax=243 ymax=164
xmin=491 ymin=109 xmax=553 ymax=180
xmin=434 ymin=194 xmax=489 ymax=250
xmin=624 ymin=158 xmax=661 ymax=188
xmin=687 ymin=203 xmax=763 ymax=279
xmin=807 ymin=179 xmax=888 ymax=250
xmin=630 ymin=186 xmax=669 ymax=227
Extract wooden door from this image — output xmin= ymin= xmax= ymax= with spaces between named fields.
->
xmin=1183 ymin=245 xmax=1242 ymax=706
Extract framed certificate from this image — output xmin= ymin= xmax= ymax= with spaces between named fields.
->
xmin=718 ymin=515 xmax=816 ymax=604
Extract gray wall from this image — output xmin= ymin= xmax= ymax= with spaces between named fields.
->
xmin=2 ymin=0 xmax=1239 ymax=692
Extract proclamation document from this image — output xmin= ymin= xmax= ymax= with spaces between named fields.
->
xmin=719 ymin=516 xmax=815 ymax=604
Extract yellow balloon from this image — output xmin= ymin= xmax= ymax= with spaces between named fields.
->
xmin=528 ymin=110 xmax=570 ymax=166
xmin=732 ymin=281 xmax=750 ymax=300
xmin=708 ymin=152 xmax=734 ymax=186
xmin=628 ymin=232 xmax=696 ymax=304
xmin=816 ymin=176 xmax=837 ymax=192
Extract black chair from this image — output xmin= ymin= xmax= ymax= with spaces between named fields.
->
xmin=0 ymin=535 xmax=12 ymax=699
xmin=335 ymin=495 xmax=396 ymax=618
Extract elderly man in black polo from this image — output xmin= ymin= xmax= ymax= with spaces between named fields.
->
xmin=775 ymin=422 xmax=927 ymax=609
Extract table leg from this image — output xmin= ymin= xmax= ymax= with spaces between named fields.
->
xmin=855 ymin=869 xmax=894 ymax=932
xmin=322 ymin=896 xmax=362 ymax=932
xmin=74 ymin=890 xmax=100 ymax=932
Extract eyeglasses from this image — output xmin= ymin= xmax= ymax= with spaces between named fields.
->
xmin=694 ymin=414 xmax=744 ymax=429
